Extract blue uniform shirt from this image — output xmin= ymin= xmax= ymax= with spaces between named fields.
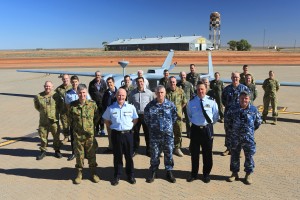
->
xmin=102 ymin=101 xmax=138 ymax=131
xmin=144 ymin=99 xmax=177 ymax=133
xmin=226 ymin=104 xmax=262 ymax=145
xmin=222 ymin=84 xmax=250 ymax=111
xmin=65 ymin=89 xmax=91 ymax=105
xmin=187 ymin=95 xmax=219 ymax=126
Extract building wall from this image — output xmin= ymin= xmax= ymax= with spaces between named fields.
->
xmin=108 ymin=43 xmax=190 ymax=51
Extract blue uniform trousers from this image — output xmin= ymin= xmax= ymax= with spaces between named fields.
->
xmin=230 ymin=140 xmax=256 ymax=173
xmin=111 ymin=130 xmax=134 ymax=178
xmin=190 ymin=124 xmax=213 ymax=176
xmin=149 ymin=132 xmax=174 ymax=171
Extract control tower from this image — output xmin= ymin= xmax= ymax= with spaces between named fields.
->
xmin=209 ymin=12 xmax=221 ymax=50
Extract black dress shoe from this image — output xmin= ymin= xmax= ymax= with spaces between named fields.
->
xmin=54 ymin=150 xmax=63 ymax=158
xmin=203 ymin=175 xmax=211 ymax=183
xmin=67 ymin=154 xmax=76 ymax=161
xmin=166 ymin=171 xmax=176 ymax=183
xmin=36 ymin=151 xmax=46 ymax=160
xmin=146 ymin=171 xmax=156 ymax=183
xmin=187 ymin=175 xmax=197 ymax=182
xmin=111 ymin=177 xmax=120 ymax=186
xmin=128 ymin=177 xmax=136 ymax=184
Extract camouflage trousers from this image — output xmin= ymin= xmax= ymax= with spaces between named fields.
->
xmin=59 ymin=113 xmax=69 ymax=137
xmin=183 ymin=107 xmax=191 ymax=135
xmin=74 ymin=136 xmax=98 ymax=169
xmin=263 ymin=96 xmax=278 ymax=118
xmin=150 ymin=133 xmax=174 ymax=171
xmin=230 ymin=139 xmax=256 ymax=173
xmin=38 ymin=122 xmax=60 ymax=152
xmin=173 ymin=119 xmax=182 ymax=148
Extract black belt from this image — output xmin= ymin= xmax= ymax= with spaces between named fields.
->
xmin=112 ymin=130 xmax=131 ymax=134
xmin=192 ymin=124 xmax=207 ymax=129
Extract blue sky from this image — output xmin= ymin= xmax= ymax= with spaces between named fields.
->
xmin=0 ymin=0 xmax=299 ymax=49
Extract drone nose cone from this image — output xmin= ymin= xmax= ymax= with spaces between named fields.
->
xmin=118 ymin=61 xmax=129 ymax=68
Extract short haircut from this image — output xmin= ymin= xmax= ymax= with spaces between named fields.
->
xmin=77 ymin=83 xmax=87 ymax=92
xmin=245 ymin=73 xmax=252 ymax=78
xmin=196 ymin=80 xmax=206 ymax=88
xmin=190 ymin=64 xmax=195 ymax=68
xmin=71 ymin=75 xmax=79 ymax=81
xmin=44 ymin=81 xmax=53 ymax=86
xmin=106 ymin=77 xmax=114 ymax=83
xmin=136 ymin=76 xmax=144 ymax=83
xmin=214 ymin=72 xmax=220 ymax=76
xmin=201 ymin=77 xmax=209 ymax=82
xmin=124 ymin=75 xmax=130 ymax=80
xmin=155 ymin=85 xmax=165 ymax=93
xmin=169 ymin=76 xmax=176 ymax=80
xmin=243 ymin=65 xmax=248 ymax=69
xmin=163 ymin=69 xmax=169 ymax=73
xmin=95 ymin=70 xmax=101 ymax=76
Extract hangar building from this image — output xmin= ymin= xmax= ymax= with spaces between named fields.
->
xmin=107 ymin=35 xmax=213 ymax=51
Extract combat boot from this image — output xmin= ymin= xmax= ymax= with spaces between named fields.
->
xmin=222 ymin=149 xmax=230 ymax=156
xmin=90 ymin=167 xmax=100 ymax=183
xmin=36 ymin=151 xmax=46 ymax=160
xmin=227 ymin=172 xmax=239 ymax=182
xmin=146 ymin=171 xmax=156 ymax=183
xmin=262 ymin=116 xmax=267 ymax=124
xmin=245 ymin=173 xmax=253 ymax=185
xmin=174 ymin=148 xmax=184 ymax=157
xmin=166 ymin=171 xmax=176 ymax=183
xmin=273 ymin=117 xmax=277 ymax=125
xmin=74 ymin=168 xmax=83 ymax=184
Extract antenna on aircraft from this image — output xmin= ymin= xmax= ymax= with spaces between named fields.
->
xmin=118 ymin=60 xmax=129 ymax=77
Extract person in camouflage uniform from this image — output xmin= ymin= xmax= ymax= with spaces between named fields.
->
xmin=166 ymin=76 xmax=187 ymax=157
xmin=226 ymin=91 xmax=262 ymax=185
xmin=244 ymin=74 xmax=257 ymax=104
xmin=34 ymin=81 xmax=62 ymax=160
xmin=222 ymin=72 xmax=251 ymax=156
xmin=262 ymin=70 xmax=280 ymax=124
xmin=159 ymin=69 xmax=170 ymax=89
xmin=120 ymin=75 xmax=134 ymax=101
xmin=240 ymin=65 xmax=255 ymax=85
xmin=210 ymin=72 xmax=225 ymax=122
xmin=55 ymin=74 xmax=72 ymax=144
xmin=177 ymin=71 xmax=194 ymax=137
xmin=187 ymin=64 xmax=200 ymax=88
xmin=69 ymin=84 xmax=100 ymax=184
xmin=144 ymin=85 xmax=177 ymax=183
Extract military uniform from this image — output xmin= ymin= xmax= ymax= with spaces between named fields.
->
xmin=222 ymin=84 xmax=251 ymax=148
xmin=262 ymin=78 xmax=280 ymax=120
xmin=210 ymin=79 xmax=224 ymax=120
xmin=120 ymin=84 xmax=134 ymax=101
xmin=240 ymin=72 xmax=255 ymax=85
xmin=177 ymin=80 xmax=194 ymax=136
xmin=187 ymin=95 xmax=219 ymax=180
xmin=69 ymin=100 xmax=100 ymax=169
xmin=34 ymin=91 xmax=61 ymax=152
xmin=226 ymin=104 xmax=262 ymax=174
xmin=159 ymin=77 xmax=170 ymax=89
xmin=144 ymin=99 xmax=177 ymax=172
xmin=245 ymin=83 xmax=258 ymax=104
xmin=55 ymin=84 xmax=72 ymax=138
xmin=166 ymin=87 xmax=187 ymax=149
xmin=187 ymin=72 xmax=200 ymax=88
xmin=102 ymin=102 xmax=138 ymax=181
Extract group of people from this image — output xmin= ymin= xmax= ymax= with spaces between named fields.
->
xmin=33 ymin=64 xmax=280 ymax=185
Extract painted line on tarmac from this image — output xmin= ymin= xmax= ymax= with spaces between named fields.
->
xmin=0 ymin=132 xmax=38 ymax=147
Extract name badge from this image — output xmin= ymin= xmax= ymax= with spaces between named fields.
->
xmin=205 ymin=104 xmax=211 ymax=108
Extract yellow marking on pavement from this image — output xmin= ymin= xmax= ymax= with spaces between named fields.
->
xmin=0 ymin=138 xmax=21 ymax=147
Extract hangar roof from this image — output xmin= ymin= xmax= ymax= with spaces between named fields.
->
xmin=108 ymin=35 xmax=207 ymax=45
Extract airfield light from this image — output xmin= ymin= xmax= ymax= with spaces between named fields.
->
xmin=209 ymin=12 xmax=221 ymax=50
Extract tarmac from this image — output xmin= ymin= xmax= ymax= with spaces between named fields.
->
xmin=0 ymin=65 xmax=299 ymax=200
